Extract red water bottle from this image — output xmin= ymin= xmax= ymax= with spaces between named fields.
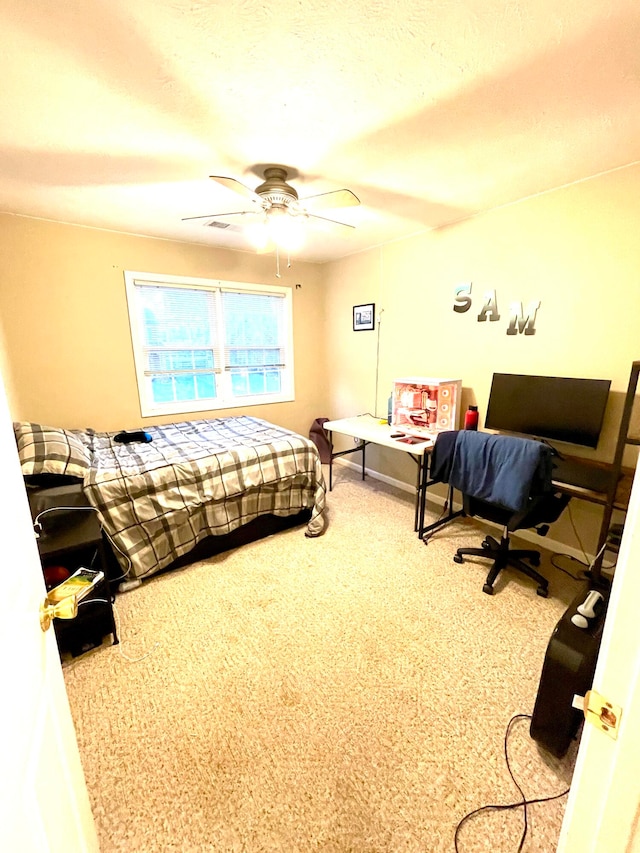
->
xmin=464 ymin=405 xmax=479 ymax=430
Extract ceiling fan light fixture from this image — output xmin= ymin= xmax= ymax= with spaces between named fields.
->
xmin=245 ymin=219 xmax=271 ymax=250
xmin=265 ymin=207 xmax=305 ymax=253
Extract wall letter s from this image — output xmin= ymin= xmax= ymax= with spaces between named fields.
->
xmin=453 ymin=282 xmax=472 ymax=313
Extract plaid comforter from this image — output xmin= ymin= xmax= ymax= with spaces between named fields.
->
xmin=81 ymin=417 xmax=326 ymax=581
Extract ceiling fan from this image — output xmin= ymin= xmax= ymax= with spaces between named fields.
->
xmin=183 ymin=166 xmax=360 ymax=257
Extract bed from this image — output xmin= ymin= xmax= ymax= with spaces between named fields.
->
xmin=15 ymin=416 xmax=326 ymax=583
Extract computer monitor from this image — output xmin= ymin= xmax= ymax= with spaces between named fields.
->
xmin=484 ymin=373 xmax=611 ymax=449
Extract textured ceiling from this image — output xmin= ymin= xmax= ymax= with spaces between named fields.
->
xmin=1 ymin=0 xmax=639 ymax=263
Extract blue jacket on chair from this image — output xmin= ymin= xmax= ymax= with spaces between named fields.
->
xmin=433 ymin=430 xmax=553 ymax=513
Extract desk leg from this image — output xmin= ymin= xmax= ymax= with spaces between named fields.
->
xmin=421 ymin=482 xmax=465 ymax=541
xmin=414 ymin=457 xmax=421 ymax=532
xmin=417 ymin=455 xmax=429 ymax=538
xmin=328 ymin=431 xmax=334 ymax=491
xmin=327 ymin=437 xmax=368 ymax=488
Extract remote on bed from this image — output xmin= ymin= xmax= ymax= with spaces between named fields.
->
xmin=114 ymin=430 xmax=153 ymax=444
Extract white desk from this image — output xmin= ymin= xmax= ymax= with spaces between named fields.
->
xmin=324 ymin=415 xmax=436 ymax=536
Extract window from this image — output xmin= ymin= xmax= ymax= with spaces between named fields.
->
xmin=124 ymin=271 xmax=294 ymax=416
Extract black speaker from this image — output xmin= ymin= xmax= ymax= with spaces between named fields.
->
xmin=530 ymin=585 xmax=608 ymax=757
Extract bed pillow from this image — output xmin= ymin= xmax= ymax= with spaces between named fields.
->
xmin=13 ymin=422 xmax=91 ymax=481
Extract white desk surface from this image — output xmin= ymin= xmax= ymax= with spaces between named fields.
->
xmin=324 ymin=414 xmax=435 ymax=456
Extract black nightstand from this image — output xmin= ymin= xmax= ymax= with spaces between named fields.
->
xmin=33 ymin=499 xmax=119 ymax=658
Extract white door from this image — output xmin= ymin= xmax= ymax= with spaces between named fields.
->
xmin=0 ymin=371 xmax=98 ymax=852
xmin=558 ymin=455 xmax=640 ymax=852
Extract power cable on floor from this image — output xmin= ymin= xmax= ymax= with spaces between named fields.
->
xmin=453 ymin=714 xmax=570 ymax=852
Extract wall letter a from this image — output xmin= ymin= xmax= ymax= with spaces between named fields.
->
xmin=477 ymin=290 xmax=500 ymax=323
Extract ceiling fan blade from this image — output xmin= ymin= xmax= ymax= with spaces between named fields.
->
xmin=304 ymin=211 xmax=356 ymax=229
xmin=298 ymin=188 xmax=360 ymax=211
xmin=209 ymin=175 xmax=265 ymax=205
xmin=182 ymin=210 xmax=256 ymax=221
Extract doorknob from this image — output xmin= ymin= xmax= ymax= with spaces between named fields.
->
xmin=40 ymin=594 xmax=79 ymax=632
xmin=39 ymin=566 xmax=103 ymax=632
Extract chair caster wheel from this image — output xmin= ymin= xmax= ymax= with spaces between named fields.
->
xmin=482 ymin=583 xmax=495 ymax=595
xmin=536 ymin=586 xmax=549 ymax=598
xmin=530 ymin=554 xmax=541 ymax=567
xmin=481 ymin=539 xmax=491 ymax=550
xmin=453 ymin=554 xmax=463 ymax=564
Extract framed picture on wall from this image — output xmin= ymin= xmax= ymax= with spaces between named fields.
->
xmin=353 ymin=303 xmax=375 ymax=331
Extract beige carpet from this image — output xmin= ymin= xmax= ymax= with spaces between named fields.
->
xmin=63 ymin=466 xmax=582 ymax=852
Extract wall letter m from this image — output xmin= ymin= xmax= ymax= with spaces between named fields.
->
xmin=507 ymin=300 xmax=540 ymax=336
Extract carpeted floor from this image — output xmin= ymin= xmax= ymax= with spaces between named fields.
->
xmin=63 ymin=465 xmax=583 ymax=852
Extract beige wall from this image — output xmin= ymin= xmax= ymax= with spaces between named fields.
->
xmin=0 ymin=216 xmax=328 ymax=437
xmin=0 ymin=320 xmax=17 ymax=416
xmin=323 ymin=163 xmax=640 ymax=553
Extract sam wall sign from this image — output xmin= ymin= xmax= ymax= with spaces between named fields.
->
xmin=453 ymin=282 xmax=540 ymax=335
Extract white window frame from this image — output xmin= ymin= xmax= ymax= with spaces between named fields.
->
xmin=124 ymin=271 xmax=295 ymax=417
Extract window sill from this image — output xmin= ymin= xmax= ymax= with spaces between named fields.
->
xmin=140 ymin=392 xmax=295 ymax=419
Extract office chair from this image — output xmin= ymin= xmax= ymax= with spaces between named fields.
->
xmin=432 ymin=430 xmax=570 ymax=597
